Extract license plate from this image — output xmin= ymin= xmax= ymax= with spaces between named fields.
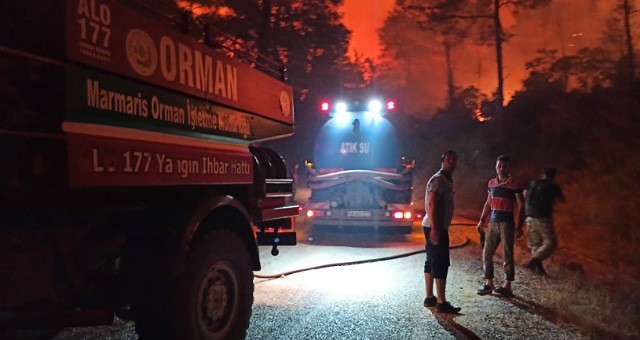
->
xmin=347 ymin=210 xmax=372 ymax=217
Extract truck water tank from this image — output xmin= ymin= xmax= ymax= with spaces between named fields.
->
xmin=313 ymin=112 xmax=401 ymax=171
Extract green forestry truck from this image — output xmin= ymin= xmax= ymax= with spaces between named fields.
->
xmin=0 ymin=0 xmax=297 ymax=339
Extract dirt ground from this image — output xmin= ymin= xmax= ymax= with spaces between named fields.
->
xmin=448 ymin=221 xmax=640 ymax=340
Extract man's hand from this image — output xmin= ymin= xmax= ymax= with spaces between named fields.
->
xmin=477 ymin=221 xmax=486 ymax=248
xmin=430 ymin=227 xmax=441 ymax=245
xmin=476 ymin=221 xmax=484 ymax=233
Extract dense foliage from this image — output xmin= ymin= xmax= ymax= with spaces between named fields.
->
xmin=376 ymin=0 xmax=639 ymax=276
xmin=407 ymin=53 xmax=640 ymax=276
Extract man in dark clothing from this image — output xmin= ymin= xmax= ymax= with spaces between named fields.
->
xmin=422 ymin=151 xmax=461 ymax=314
xmin=523 ymin=167 xmax=565 ymax=274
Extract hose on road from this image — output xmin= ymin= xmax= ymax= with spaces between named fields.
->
xmin=254 ymin=223 xmax=474 ymax=280
xmin=253 ymin=248 xmax=427 ymax=279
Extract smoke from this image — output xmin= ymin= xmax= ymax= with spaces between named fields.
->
xmin=341 ymin=0 xmax=395 ymax=61
xmin=453 ymin=0 xmax=619 ymax=103
xmin=374 ymin=0 xmax=635 ymax=117
xmin=502 ymin=0 xmax=618 ymax=95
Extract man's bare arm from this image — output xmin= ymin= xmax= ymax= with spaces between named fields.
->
xmin=427 ymin=191 xmax=441 ymax=244
xmin=476 ymin=192 xmax=491 ymax=232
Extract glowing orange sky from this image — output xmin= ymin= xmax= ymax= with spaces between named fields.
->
xmin=341 ymin=0 xmax=623 ymax=114
xmin=341 ymin=0 xmax=395 ymax=62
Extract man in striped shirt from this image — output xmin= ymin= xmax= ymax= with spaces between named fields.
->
xmin=476 ymin=155 xmax=525 ymax=297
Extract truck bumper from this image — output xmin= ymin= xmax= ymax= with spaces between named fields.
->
xmin=304 ymin=208 xmax=413 ymax=230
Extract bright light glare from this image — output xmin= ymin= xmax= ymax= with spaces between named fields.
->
xmin=306 ymin=210 xmax=314 ymax=218
xmin=386 ymin=101 xmax=396 ymax=110
xmin=404 ymin=211 xmax=412 ymax=219
xmin=334 ymin=111 xmax=350 ymax=125
xmin=307 ymin=264 xmax=397 ymax=299
xmin=335 ymin=102 xmax=348 ymax=113
xmin=366 ymin=110 xmax=382 ymax=120
xmin=368 ymin=100 xmax=382 ymax=112
xmin=393 ymin=211 xmax=403 ymax=219
xmin=321 ymin=102 xmax=330 ymax=111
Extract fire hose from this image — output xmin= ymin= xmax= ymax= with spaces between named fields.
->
xmin=254 ymin=222 xmax=476 ymax=280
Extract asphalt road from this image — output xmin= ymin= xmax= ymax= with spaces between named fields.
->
xmin=249 ymin=226 xmax=455 ymax=339
xmin=53 ymin=217 xmax=589 ymax=339
xmin=247 ymin=218 xmax=588 ymax=340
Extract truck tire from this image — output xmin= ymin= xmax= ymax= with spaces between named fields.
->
xmin=135 ymin=228 xmax=254 ymax=340
xmin=175 ymin=228 xmax=254 ymax=339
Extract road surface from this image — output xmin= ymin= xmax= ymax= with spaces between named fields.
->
xmin=53 ymin=217 xmax=589 ymax=339
xmin=247 ymin=217 xmax=587 ymax=339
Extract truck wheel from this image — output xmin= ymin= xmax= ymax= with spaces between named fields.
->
xmin=174 ymin=228 xmax=254 ymax=340
xmin=134 ymin=228 xmax=254 ymax=340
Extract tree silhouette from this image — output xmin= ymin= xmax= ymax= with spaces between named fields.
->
xmin=397 ymin=0 xmax=473 ymax=105
xmin=604 ymin=0 xmax=638 ymax=82
xmin=398 ymin=0 xmax=551 ymax=112
xmin=177 ymin=0 xmax=368 ymax=162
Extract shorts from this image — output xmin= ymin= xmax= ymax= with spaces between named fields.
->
xmin=423 ymin=227 xmax=451 ymax=279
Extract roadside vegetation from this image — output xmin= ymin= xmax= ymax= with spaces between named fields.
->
xmin=452 ymin=223 xmax=640 ymax=339
xmin=405 ymin=51 xmax=640 ymax=339
xmin=373 ymin=2 xmax=639 ymax=336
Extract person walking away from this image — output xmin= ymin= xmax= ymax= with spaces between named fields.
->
xmin=523 ymin=167 xmax=565 ymax=275
xmin=476 ymin=155 xmax=525 ymax=297
xmin=422 ymin=151 xmax=461 ymax=314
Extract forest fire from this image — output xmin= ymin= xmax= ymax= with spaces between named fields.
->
xmin=343 ymin=0 xmax=623 ymax=114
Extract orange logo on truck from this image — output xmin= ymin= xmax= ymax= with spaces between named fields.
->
xmin=125 ymin=29 xmax=158 ymax=76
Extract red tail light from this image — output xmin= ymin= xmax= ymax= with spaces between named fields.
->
xmin=392 ymin=211 xmax=412 ymax=220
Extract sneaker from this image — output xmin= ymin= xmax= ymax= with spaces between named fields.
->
xmin=523 ymin=258 xmax=540 ymax=272
xmin=493 ymin=286 xmax=513 ymax=297
xmin=436 ymin=301 xmax=461 ymax=314
xmin=476 ymin=284 xmax=494 ymax=296
xmin=524 ymin=259 xmax=549 ymax=276
xmin=536 ymin=262 xmax=548 ymax=276
xmin=423 ymin=296 xmax=437 ymax=308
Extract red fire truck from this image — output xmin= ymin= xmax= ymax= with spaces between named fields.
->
xmin=0 ymin=0 xmax=297 ymax=338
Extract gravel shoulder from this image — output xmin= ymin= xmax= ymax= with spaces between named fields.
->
xmin=447 ymin=221 xmax=639 ymax=340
